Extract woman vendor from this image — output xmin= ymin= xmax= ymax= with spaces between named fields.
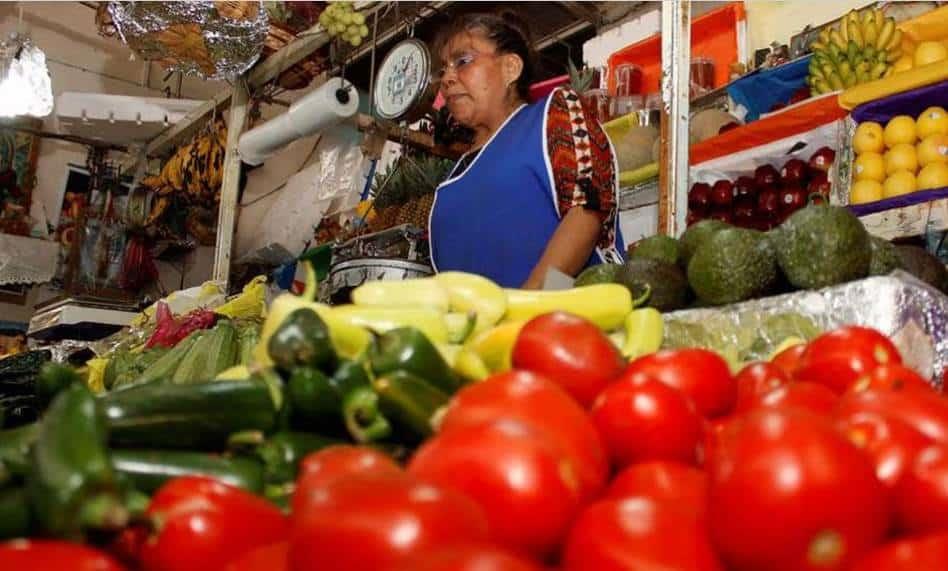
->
xmin=429 ymin=11 xmax=625 ymax=289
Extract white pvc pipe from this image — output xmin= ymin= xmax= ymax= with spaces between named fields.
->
xmin=237 ymin=77 xmax=360 ymax=166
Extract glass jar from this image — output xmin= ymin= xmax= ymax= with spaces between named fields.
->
xmin=690 ymin=57 xmax=716 ymax=97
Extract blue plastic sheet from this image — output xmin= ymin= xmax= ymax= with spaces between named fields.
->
xmin=727 ymin=56 xmax=812 ymax=122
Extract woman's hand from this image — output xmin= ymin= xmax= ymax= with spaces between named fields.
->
xmin=522 ymin=207 xmax=602 ymax=289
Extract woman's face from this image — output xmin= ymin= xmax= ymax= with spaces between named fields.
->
xmin=438 ymin=31 xmax=518 ymax=128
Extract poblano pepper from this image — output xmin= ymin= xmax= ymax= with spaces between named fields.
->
xmin=368 ymin=327 xmax=464 ymax=394
xmin=268 ymin=308 xmax=337 ymax=373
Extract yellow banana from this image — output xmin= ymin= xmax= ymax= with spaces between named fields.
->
xmin=886 ymin=28 xmax=903 ymax=52
xmin=830 ymin=29 xmax=847 ymax=51
xmin=433 ymin=272 xmax=507 ymax=334
xmin=331 ymin=305 xmax=449 ymax=344
xmin=876 ymin=19 xmax=895 ymax=50
xmin=886 ymin=49 xmax=902 ymax=63
xmin=848 ymin=20 xmax=864 ymax=49
xmin=351 ymin=278 xmax=450 ymax=312
xmin=503 ymin=284 xmax=633 ymax=331
xmin=872 ymin=8 xmax=885 ymax=30
xmin=818 ymin=28 xmax=831 ymax=45
xmin=839 ymin=18 xmax=849 ymax=44
xmin=861 ymin=12 xmax=878 ymax=48
xmin=621 ymin=307 xmax=664 ymax=360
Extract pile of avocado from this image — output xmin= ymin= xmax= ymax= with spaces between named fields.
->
xmin=576 ymin=204 xmax=948 ymax=311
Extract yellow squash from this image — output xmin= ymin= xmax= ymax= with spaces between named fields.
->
xmin=433 ymin=272 xmax=508 ymax=334
xmin=331 ymin=305 xmax=449 ymax=344
xmin=503 ymin=284 xmax=633 ymax=331
xmin=351 ymin=278 xmax=450 ymax=312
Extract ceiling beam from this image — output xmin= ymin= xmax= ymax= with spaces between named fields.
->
xmin=556 ymin=1 xmax=602 ymax=28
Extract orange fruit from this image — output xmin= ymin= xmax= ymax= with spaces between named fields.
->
xmin=884 ymin=116 xmax=918 ymax=148
xmin=917 ymin=134 xmax=948 ymax=167
xmin=854 ymin=152 xmax=886 ymax=182
xmin=918 ymin=163 xmax=948 ymax=191
xmin=885 ymin=144 xmax=918 ymax=175
xmin=914 ymin=41 xmax=948 ymax=67
xmin=850 ymin=180 xmax=883 ymax=204
xmin=883 ymin=171 xmax=917 ymax=198
xmin=854 ymin=122 xmax=885 ymax=154
xmin=917 ymin=106 xmax=948 ymax=139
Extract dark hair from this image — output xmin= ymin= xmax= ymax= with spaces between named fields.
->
xmin=435 ymin=10 xmax=536 ymax=102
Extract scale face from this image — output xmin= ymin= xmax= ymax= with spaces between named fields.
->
xmin=373 ymin=39 xmax=433 ymax=121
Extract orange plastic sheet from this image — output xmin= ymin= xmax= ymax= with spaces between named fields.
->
xmin=690 ymin=93 xmax=848 ymax=165
xmin=899 ymin=5 xmax=948 ymax=43
xmin=607 ymin=3 xmax=745 ymax=96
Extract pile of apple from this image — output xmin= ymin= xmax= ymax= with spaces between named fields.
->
xmin=687 ymin=146 xmax=837 ymax=229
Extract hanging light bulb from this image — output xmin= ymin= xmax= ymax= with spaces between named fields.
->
xmin=0 ymin=33 xmax=54 ymax=118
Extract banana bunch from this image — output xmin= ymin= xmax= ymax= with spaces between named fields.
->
xmin=159 ymin=120 xmax=227 ymax=203
xmin=808 ymin=8 xmax=902 ymax=95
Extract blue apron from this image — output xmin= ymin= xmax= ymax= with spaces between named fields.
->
xmin=429 ymin=93 xmax=625 ymax=288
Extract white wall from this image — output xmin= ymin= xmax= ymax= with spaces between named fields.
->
xmin=0 ymin=2 xmax=223 ymax=322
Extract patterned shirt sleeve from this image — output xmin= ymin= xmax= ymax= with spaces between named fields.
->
xmin=545 ymin=88 xmax=619 ymax=252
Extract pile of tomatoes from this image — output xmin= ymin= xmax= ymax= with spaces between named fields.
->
xmin=6 ymin=312 xmax=948 ymax=570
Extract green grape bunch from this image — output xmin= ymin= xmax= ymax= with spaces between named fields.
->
xmin=319 ymin=1 xmax=370 ymax=47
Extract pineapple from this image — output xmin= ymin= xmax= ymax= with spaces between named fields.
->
xmin=567 ymin=59 xmax=596 ymax=93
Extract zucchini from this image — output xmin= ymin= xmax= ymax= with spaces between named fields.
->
xmin=120 ymin=331 xmax=203 ymax=389
xmin=0 ymin=423 xmax=38 ymax=477
xmin=0 ymin=350 xmax=51 ymax=377
xmin=110 ymin=449 xmax=265 ymax=494
xmin=171 ymin=328 xmax=216 ymax=384
xmin=101 ymin=380 xmax=277 ymax=449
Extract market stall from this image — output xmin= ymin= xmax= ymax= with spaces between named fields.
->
xmin=4 ymin=1 xmax=948 ymax=570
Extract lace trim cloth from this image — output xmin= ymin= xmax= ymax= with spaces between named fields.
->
xmin=0 ymin=234 xmax=60 ymax=286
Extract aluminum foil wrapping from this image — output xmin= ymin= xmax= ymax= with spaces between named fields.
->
xmin=108 ymin=1 xmax=269 ymax=80
xmin=663 ymin=271 xmax=948 ymax=389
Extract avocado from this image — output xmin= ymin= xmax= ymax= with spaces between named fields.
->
xmin=616 ymin=258 xmax=690 ymax=312
xmin=629 ymin=235 xmax=681 ymax=266
xmin=575 ymin=263 xmax=622 ymax=286
xmin=687 ymin=227 xmax=778 ymax=305
xmin=895 ymin=245 xmax=948 ymax=293
xmin=772 ymin=205 xmax=871 ymax=289
xmin=679 ymin=219 xmax=730 ymax=267
xmin=868 ymin=235 xmax=902 ymax=276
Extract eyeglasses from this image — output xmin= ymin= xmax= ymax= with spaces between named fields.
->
xmin=436 ymin=50 xmax=498 ymax=81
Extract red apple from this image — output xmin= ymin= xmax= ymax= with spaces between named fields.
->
xmin=756 ymin=186 xmax=779 ymax=216
xmin=688 ymin=182 xmax=712 ymax=212
xmin=807 ymin=171 xmax=831 ymax=197
xmin=755 ymin=214 xmax=777 ymax=231
xmin=780 ymin=158 xmax=809 ymax=186
xmin=686 ymin=209 xmax=704 ymax=226
xmin=809 ymin=146 xmax=836 ymax=173
xmin=754 ymin=164 xmax=779 ymax=188
xmin=711 ymin=180 xmax=734 ymax=207
xmin=779 ymin=184 xmax=806 ymax=212
xmin=709 ymin=208 xmax=733 ymax=224
xmin=734 ymin=176 xmax=757 ymax=201
xmin=733 ymin=202 xmax=756 ymax=227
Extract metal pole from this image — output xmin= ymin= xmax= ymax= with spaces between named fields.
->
xmin=658 ymin=0 xmax=691 ymax=237
xmin=212 ymin=79 xmax=250 ymax=287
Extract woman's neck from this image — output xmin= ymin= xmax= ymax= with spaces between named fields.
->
xmin=471 ymin=98 xmax=523 ymax=149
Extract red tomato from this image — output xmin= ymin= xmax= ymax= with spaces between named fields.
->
xmin=771 ymin=343 xmax=806 ymax=377
xmin=795 ymin=326 xmax=902 ymax=393
xmin=895 ymin=444 xmax=948 ymax=534
xmin=698 ymin=416 xmax=741 ymax=468
xmin=141 ymin=476 xmax=288 ymax=571
xmin=436 ymin=370 xmax=607 ymax=502
xmin=733 ymin=362 xmax=790 ymax=414
xmin=511 ymin=312 xmax=625 ymax=407
xmin=562 ymin=498 xmax=724 ymax=571
xmin=836 ymin=388 xmax=948 ymax=444
xmin=0 ymin=540 xmax=126 ymax=571
xmin=837 ymin=412 xmax=933 ymax=489
xmin=756 ymin=381 xmax=839 ymax=416
xmin=624 ymin=349 xmax=736 ymax=418
xmin=590 ymin=374 xmax=703 ymax=468
xmin=292 ymin=445 xmax=403 ymax=516
xmin=408 ymin=419 xmax=583 ymax=560
xmin=708 ymin=409 xmax=890 ymax=571
xmin=226 ymin=542 xmax=287 ymax=571
xmin=393 ymin=544 xmax=544 ymax=571
xmin=848 ymin=364 xmax=935 ymax=395
xmin=851 ymin=532 xmax=948 ymax=570
xmin=289 ymin=473 xmax=488 ymax=571
xmin=604 ymin=461 xmax=708 ymax=517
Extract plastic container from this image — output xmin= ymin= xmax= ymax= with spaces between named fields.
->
xmin=582 ymin=89 xmax=612 ymax=123
xmin=690 ymin=57 xmax=716 ymax=97
xmin=611 ymin=94 xmax=643 ymax=120
xmin=607 ymin=3 xmax=744 ymax=96
xmin=614 ymin=64 xmax=643 ymax=97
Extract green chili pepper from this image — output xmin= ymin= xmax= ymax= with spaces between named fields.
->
xmin=287 ymin=367 xmax=342 ymax=433
xmin=342 ymin=386 xmax=392 ymax=443
xmin=267 ymin=308 xmax=337 ymax=373
xmin=373 ymin=370 xmax=450 ymax=442
xmin=368 ymin=327 xmax=464 ymax=394
xmin=254 ymin=431 xmax=341 ymax=485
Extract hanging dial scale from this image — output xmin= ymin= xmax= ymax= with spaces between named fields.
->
xmin=373 ymin=38 xmax=436 ymax=122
